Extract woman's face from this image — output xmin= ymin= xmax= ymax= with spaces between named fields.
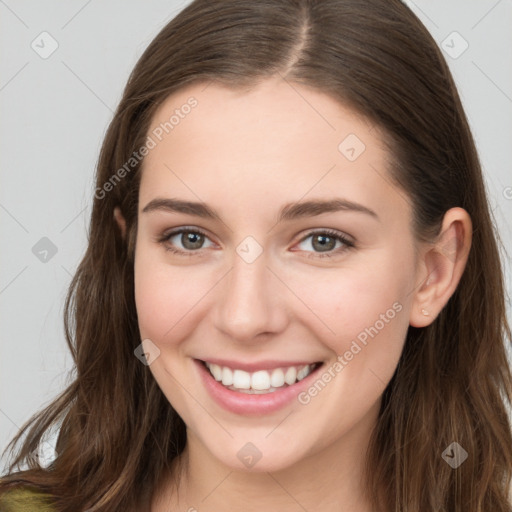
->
xmin=133 ymin=78 xmax=422 ymax=472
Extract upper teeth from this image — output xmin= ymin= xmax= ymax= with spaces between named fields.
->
xmin=205 ymin=362 xmax=316 ymax=392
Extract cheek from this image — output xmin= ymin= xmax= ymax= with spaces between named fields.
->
xmin=295 ymin=255 xmax=413 ymax=367
xmin=134 ymin=250 xmax=214 ymax=344
xmin=289 ymin=263 xmax=412 ymax=436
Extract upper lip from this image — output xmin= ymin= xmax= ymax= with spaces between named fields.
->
xmin=197 ymin=358 xmax=322 ymax=372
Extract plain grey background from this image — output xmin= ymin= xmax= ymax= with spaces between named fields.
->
xmin=1 ymin=0 xmax=511 ymax=468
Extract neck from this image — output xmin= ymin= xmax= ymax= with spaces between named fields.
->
xmin=153 ymin=402 xmax=380 ymax=512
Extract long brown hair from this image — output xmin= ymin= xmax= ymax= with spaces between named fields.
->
xmin=2 ymin=1 xmax=511 ymax=510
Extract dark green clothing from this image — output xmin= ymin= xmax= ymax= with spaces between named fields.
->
xmin=0 ymin=487 xmax=55 ymax=512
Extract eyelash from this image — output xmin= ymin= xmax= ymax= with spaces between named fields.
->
xmin=298 ymin=229 xmax=355 ymax=259
xmin=157 ymin=227 xmax=355 ymax=259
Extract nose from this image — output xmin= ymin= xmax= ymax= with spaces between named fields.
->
xmin=213 ymin=253 xmax=289 ymax=343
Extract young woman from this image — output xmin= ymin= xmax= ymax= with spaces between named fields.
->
xmin=1 ymin=0 xmax=511 ymax=511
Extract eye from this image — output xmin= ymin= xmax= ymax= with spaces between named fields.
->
xmin=158 ymin=227 xmax=214 ymax=256
xmin=294 ymin=229 xmax=354 ymax=259
xmin=158 ymin=227 xmax=354 ymax=259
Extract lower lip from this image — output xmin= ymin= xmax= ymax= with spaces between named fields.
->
xmin=194 ymin=359 xmax=323 ymax=416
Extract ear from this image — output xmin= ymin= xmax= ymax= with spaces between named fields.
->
xmin=113 ymin=206 xmax=127 ymax=239
xmin=409 ymin=207 xmax=472 ymax=328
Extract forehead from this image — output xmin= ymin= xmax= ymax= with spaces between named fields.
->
xmin=139 ymin=79 xmax=407 ymax=224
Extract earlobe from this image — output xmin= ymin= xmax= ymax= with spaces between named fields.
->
xmin=409 ymin=207 xmax=472 ymax=328
xmin=113 ymin=206 xmax=127 ymax=239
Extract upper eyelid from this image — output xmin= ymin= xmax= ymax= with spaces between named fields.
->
xmin=162 ymin=226 xmax=213 ymax=242
xmin=162 ymin=227 xmax=214 ymax=244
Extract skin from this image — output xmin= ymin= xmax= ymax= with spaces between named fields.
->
xmin=115 ymin=78 xmax=472 ymax=512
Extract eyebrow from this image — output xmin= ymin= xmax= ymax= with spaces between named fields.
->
xmin=142 ymin=197 xmax=379 ymax=222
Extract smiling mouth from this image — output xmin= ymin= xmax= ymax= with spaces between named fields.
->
xmin=200 ymin=360 xmax=322 ymax=394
